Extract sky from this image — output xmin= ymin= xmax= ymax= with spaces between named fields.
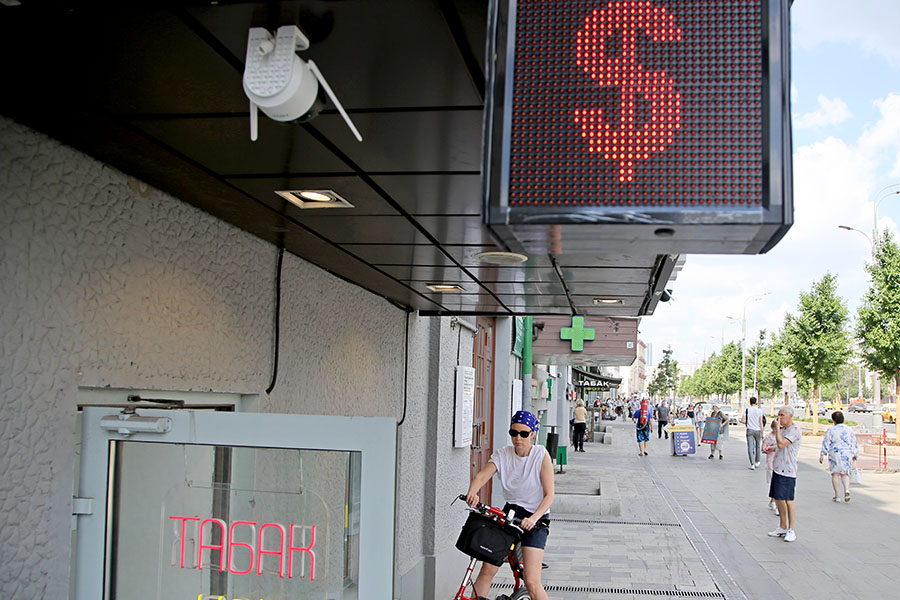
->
xmin=640 ymin=0 xmax=900 ymax=367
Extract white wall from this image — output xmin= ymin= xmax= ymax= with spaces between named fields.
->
xmin=0 ymin=116 xmax=471 ymax=599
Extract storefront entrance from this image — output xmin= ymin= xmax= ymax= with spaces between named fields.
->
xmin=73 ymin=407 xmax=396 ymax=600
xmin=470 ymin=317 xmax=495 ymax=502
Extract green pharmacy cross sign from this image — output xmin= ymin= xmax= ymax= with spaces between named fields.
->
xmin=560 ymin=316 xmax=595 ymax=352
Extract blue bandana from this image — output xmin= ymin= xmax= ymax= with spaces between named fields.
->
xmin=511 ymin=410 xmax=539 ymax=432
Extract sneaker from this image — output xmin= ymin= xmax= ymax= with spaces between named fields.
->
xmin=719 ymin=454 xmax=723 ymax=460
xmin=774 ymin=508 xmax=780 ymax=516
xmin=844 ymin=490 xmax=851 ymax=503
xmin=768 ymin=527 xmax=787 ymax=537
xmin=708 ymin=454 xmax=714 ymax=459
xmin=755 ymin=461 xmax=761 ymax=467
xmin=749 ymin=465 xmax=756 ymax=470
xmin=783 ymin=529 xmax=796 ymax=542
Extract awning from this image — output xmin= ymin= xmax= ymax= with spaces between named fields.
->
xmin=572 ymin=367 xmax=622 ymax=387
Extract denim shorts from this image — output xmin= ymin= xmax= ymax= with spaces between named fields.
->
xmin=503 ymin=503 xmax=550 ymax=549
xmin=769 ymin=472 xmax=796 ymax=501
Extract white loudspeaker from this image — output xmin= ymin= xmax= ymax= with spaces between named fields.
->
xmin=242 ymin=25 xmax=362 ymax=143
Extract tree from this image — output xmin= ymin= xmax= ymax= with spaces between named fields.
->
xmin=782 ymin=273 xmax=852 ymax=433
xmin=648 ymin=347 xmax=679 ymax=401
xmin=708 ymin=341 xmax=742 ymax=403
xmin=856 ymin=230 xmax=900 ymax=428
xmin=755 ymin=331 xmax=787 ymax=403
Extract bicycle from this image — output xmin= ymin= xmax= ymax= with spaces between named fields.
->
xmin=451 ymin=494 xmax=544 ymax=600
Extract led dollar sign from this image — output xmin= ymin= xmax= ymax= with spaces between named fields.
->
xmin=575 ymin=1 xmax=682 ymax=183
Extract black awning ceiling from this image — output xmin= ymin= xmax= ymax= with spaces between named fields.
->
xmin=572 ymin=367 xmax=622 ymax=387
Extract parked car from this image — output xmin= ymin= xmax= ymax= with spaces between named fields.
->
xmin=848 ymin=403 xmax=874 ymax=413
xmin=882 ymin=406 xmax=897 ymax=424
xmin=719 ymin=406 xmax=739 ymax=425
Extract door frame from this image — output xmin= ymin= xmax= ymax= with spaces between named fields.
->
xmin=74 ymin=407 xmax=397 ymax=600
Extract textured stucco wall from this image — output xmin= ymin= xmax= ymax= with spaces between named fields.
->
xmin=0 ymin=116 xmax=470 ymax=598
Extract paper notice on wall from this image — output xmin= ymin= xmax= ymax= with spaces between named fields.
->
xmin=454 ymin=366 xmax=476 ymax=448
xmin=511 ymin=379 xmax=523 ymax=416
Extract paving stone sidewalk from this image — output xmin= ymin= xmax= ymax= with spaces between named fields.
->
xmin=493 ymin=417 xmax=900 ymax=600
xmin=493 ymin=418 xmax=723 ymax=599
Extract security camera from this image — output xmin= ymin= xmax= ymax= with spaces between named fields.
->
xmin=660 ymin=289 xmax=673 ymax=302
xmin=243 ymin=25 xmax=362 ymax=142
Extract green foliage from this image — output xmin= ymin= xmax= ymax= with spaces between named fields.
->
xmin=751 ymin=330 xmax=786 ymax=399
xmin=782 ymin=273 xmax=853 ymax=393
xmin=857 ymin=231 xmax=900 ymax=389
xmin=649 ymin=347 xmax=679 ymax=399
xmin=708 ymin=341 xmax=742 ymax=396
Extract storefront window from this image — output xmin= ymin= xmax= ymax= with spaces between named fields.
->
xmin=109 ymin=441 xmax=360 ymax=600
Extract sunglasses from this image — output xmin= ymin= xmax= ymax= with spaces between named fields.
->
xmin=509 ymin=429 xmax=532 ymax=438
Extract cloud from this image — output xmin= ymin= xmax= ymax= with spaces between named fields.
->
xmin=641 ymin=93 xmax=900 ymax=368
xmin=792 ymin=0 xmax=900 ymax=65
xmin=794 ymin=95 xmax=852 ymax=129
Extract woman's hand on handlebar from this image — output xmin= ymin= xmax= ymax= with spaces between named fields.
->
xmin=465 ymin=491 xmax=480 ymax=507
xmin=520 ymin=515 xmax=537 ymax=531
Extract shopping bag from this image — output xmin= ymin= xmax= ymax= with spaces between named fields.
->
xmin=850 ymin=467 xmax=862 ymax=485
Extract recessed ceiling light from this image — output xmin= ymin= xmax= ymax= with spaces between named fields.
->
xmin=299 ymin=191 xmax=332 ymax=202
xmin=426 ymin=283 xmax=465 ymax=292
xmin=275 ymin=189 xmax=354 ymax=209
xmin=593 ymin=298 xmax=623 ymax=305
xmin=474 ymin=251 xmax=529 ymax=265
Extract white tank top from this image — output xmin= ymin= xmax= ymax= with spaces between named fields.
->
xmin=489 ymin=444 xmax=548 ymax=513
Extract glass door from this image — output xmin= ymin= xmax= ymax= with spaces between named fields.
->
xmin=74 ymin=408 xmax=395 ymax=600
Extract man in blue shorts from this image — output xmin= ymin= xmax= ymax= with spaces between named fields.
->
xmin=767 ymin=406 xmax=802 ymax=542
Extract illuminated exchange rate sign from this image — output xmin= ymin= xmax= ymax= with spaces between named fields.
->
xmin=484 ymin=0 xmax=793 ymax=255
xmin=573 ymin=3 xmax=683 ymax=183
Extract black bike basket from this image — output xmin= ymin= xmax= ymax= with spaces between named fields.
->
xmin=455 ymin=512 xmax=519 ymax=566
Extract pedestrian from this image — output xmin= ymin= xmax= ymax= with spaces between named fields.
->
xmin=819 ymin=411 xmax=859 ymax=503
xmin=761 ymin=419 xmax=779 ymax=516
xmin=767 ymin=406 xmax=802 ymax=542
xmin=466 ymin=410 xmax=553 ymax=600
xmin=572 ymin=399 xmax=587 ymax=452
xmin=743 ymin=397 xmax=765 ymax=469
xmin=634 ymin=398 xmax=653 ymax=456
xmin=706 ymin=404 xmax=728 ymax=460
xmin=656 ymin=400 xmax=670 ymax=439
xmin=694 ymin=403 xmax=706 ymax=439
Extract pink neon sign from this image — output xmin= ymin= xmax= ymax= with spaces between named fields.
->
xmin=169 ymin=516 xmax=317 ymax=580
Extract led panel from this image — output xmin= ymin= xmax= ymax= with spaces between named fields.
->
xmin=484 ymin=0 xmax=792 ymax=255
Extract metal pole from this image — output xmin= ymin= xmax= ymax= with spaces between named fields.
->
xmin=753 ymin=343 xmax=759 ymax=396
xmin=741 ymin=305 xmax=746 ymax=412
xmin=522 ymin=316 xmax=533 ymax=412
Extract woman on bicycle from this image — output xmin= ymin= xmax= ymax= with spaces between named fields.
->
xmin=465 ymin=410 xmax=554 ymax=600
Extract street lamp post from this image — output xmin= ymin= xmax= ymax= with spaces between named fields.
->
xmin=871 ymin=183 xmax=900 ymax=405
xmin=735 ymin=293 xmax=770 ymax=414
xmin=838 ymin=224 xmax=875 ymax=405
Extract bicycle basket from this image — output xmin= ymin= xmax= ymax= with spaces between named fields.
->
xmin=455 ymin=512 xmax=519 ymax=567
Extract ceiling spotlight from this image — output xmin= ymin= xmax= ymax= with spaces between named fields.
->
xmin=474 ymin=251 xmax=529 ymax=265
xmin=275 ymin=189 xmax=353 ymax=209
xmin=299 ymin=191 xmax=332 ymax=202
xmin=426 ymin=283 xmax=465 ymax=292
xmin=593 ymin=298 xmax=623 ymax=305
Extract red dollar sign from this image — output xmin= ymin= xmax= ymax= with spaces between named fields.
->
xmin=575 ymin=1 xmax=682 ymax=182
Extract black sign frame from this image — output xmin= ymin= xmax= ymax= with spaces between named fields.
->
xmin=483 ymin=0 xmax=793 ymax=255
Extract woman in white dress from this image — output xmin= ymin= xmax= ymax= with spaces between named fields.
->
xmin=819 ymin=411 xmax=859 ymax=502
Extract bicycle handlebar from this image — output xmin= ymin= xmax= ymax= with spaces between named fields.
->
xmin=455 ymin=494 xmax=548 ymax=532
